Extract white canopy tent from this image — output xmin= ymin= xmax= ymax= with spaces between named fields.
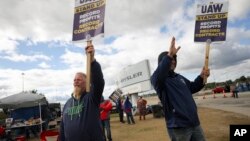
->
xmin=0 ymin=91 xmax=47 ymax=109
xmin=0 ymin=91 xmax=48 ymax=132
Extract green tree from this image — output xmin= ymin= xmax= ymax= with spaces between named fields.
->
xmin=225 ymin=80 xmax=233 ymax=84
xmin=239 ymin=76 xmax=247 ymax=82
xmin=31 ymin=89 xmax=38 ymax=94
xmin=30 ymin=89 xmax=44 ymax=96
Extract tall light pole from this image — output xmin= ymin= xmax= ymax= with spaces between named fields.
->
xmin=22 ymin=72 xmax=25 ymax=92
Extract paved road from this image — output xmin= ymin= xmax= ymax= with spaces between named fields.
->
xmin=194 ymin=91 xmax=250 ymax=117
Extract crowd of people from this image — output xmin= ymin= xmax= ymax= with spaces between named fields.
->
xmin=1 ymin=35 xmax=233 ymax=141
xmin=59 ymin=37 xmax=210 ymax=141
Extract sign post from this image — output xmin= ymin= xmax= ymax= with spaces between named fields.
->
xmin=194 ymin=1 xmax=228 ymax=84
xmin=86 ymin=37 xmax=92 ymax=92
xmin=72 ymin=0 xmax=106 ymax=92
xmin=204 ymin=39 xmax=211 ymax=84
xmin=194 ymin=1 xmax=228 ymax=42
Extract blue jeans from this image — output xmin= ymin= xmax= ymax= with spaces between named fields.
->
xmin=126 ymin=112 xmax=135 ymax=124
xmin=101 ymin=120 xmax=112 ymax=141
xmin=167 ymin=125 xmax=206 ymax=141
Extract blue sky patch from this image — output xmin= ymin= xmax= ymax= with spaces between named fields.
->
xmin=160 ymin=25 xmax=168 ymax=33
xmin=104 ymin=36 xmax=117 ymax=44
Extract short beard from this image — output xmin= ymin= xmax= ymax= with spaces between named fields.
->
xmin=74 ymin=86 xmax=82 ymax=99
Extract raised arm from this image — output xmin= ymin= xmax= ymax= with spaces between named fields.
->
xmin=91 ymin=60 xmax=105 ymax=105
xmin=85 ymin=45 xmax=105 ymax=105
xmin=151 ymin=55 xmax=172 ymax=92
xmin=189 ymin=67 xmax=210 ymax=93
xmin=151 ymin=37 xmax=181 ymax=92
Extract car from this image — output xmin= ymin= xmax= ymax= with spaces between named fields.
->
xmin=213 ymin=87 xmax=224 ymax=93
xmin=110 ymin=105 xmax=118 ymax=114
xmin=146 ymin=105 xmax=152 ymax=114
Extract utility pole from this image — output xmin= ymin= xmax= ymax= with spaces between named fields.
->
xmin=22 ymin=72 xmax=25 ymax=92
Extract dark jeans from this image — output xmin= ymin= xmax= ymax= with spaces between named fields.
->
xmin=233 ymin=90 xmax=239 ymax=98
xmin=167 ymin=125 xmax=206 ymax=141
xmin=42 ymin=119 xmax=49 ymax=131
xmin=126 ymin=112 xmax=135 ymax=124
xmin=101 ymin=120 xmax=112 ymax=141
xmin=118 ymin=110 xmax=124 ymax=122
xmin=25 ymin=126 xmax=38 ymax=138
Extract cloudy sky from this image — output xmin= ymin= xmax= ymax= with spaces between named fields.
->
xmin=0 ymin=0 xmax=250 ymax=103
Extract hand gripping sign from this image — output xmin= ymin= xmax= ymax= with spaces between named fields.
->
xmin=72 ymin=0 xmax=106 ymax=92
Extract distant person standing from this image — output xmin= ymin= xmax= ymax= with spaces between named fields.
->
xmin=137 ymin=96 xmax=147 ymax=120
xmin=151 ymin=37 xmax=209 ymax=141
xmin=232 ymin=85 xmax=239 ymax=98
xmin=246 ymin=81 xmax=250 ymax=91
xmin=116 ymin=97 xmax=125 ymax=123
xmin=100 ymin=97 xmax=113 ymax=141
xmin=124 ymin=96 xmax=135 ymax=124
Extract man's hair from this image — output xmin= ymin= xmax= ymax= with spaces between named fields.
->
xmin=158 ymin=51 xmax=177 ymax=64
xmin=76 ymin=72 xmax=86 ymax=78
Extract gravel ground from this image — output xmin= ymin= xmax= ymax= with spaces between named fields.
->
xmin=195 ymin=91 xmax=250 ymax=117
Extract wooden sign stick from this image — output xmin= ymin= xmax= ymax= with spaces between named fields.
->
xmin=203 ymin=39 xmax=211 ymax=84
xmin=86 ymin=38 xmax=92 ymax=93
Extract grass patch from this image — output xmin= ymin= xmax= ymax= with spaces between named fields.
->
xmin=108 ymin=107 xmax=250 ymax=141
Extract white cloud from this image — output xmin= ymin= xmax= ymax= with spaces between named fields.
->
xmin=38 ymin=62 xmax=51 ymax=69
xmin=0 ymin=0 xmax=250 ymax=103
xmin=0 ymin=0 xmax=73 ymax=42
xmin=0 ymin=68 xmax=76 ymax=100
xmin=0 ymin=52 xmax=51 ymax=62
xmin=228 ymin=0 xmax=250 ymax=21
xmin=60 ymin=49 xmax=86 ymax=69
xmin=0 ymin=38 xmax=18 ymax=54
xmin=105 ymin=0 xmax=185 ymax=36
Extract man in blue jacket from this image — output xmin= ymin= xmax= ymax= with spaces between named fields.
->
xmin=151 ymin=37 xmax=210 ymax=141
xmin=60 ymin=45 xmax=105 ymax=141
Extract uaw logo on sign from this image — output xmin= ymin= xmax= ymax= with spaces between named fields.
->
xmin=194 ymin=1 xmax=228 ymax=42
xmin=230 ymin=125 xmax=250 ymax=141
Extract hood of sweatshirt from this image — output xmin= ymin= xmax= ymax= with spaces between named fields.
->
xmin=66 ymin=92 xmax=86 ymax=120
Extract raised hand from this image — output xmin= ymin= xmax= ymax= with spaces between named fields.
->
xmin=85 ymin=45 xmax=95 ymax=62
xmin=168 ymin=37 xmax=181 ymax=57
xmin=200 ymin=67 xmax=210 ymax=79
